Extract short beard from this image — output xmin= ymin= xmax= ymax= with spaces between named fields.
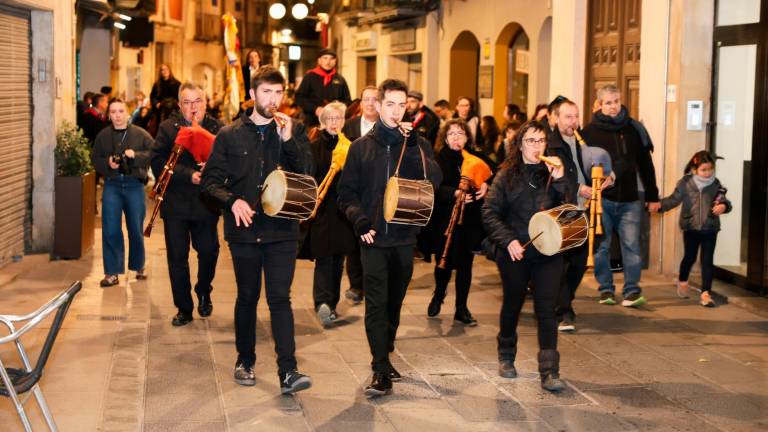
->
xmin=255 ymin=103 xmax=273 ymax=119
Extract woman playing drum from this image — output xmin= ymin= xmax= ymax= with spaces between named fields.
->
xmin=482 ymin=120 xmax=572 ymax=392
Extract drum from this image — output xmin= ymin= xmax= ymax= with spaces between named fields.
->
xmin=261 ymin=170 xmax=318 ymax=220
xmin=528 ymin=204 xmax=588 ymax=256
xmin=383 ymin=177 xmax=434 ymax=226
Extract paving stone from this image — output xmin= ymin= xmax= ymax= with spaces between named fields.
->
xmin=144 ymin=393 xmax=224 ymax=423
xmin=144 ymin=421 xmax=228 ymax=432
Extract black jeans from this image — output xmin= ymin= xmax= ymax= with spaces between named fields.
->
xmin=346 ymin=242 xmax=364 ymax=294
xmin=361 ymin=245 xmax=413 ymax=373
xmin=556 ymin=243 xmax=588 ymax=321
xmin=313 ymin=254 xmax=344 ymax=310
xmin=679 ymin=230 xmax=718 ymax=293
xmin=496 ymin=251 xmax=562 ymax=359
xmin=230 ymin=241 xmax=298 ymax=374
xmin=163 ymin=216 xmax=219 ymax=314
xmin=434 ymin=240 xmax=475 ymax=312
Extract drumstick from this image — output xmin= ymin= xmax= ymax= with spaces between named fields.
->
xmin=521 ymin=231 xmax=544 ymax=250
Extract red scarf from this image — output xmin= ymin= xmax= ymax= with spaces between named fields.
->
xmin=309 ymin=67 xmax=337 ymax=86
xmin=86 ymin=107 xmax=105 ymax=121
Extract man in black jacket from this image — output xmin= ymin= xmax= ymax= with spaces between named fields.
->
xmin=338 ymin=79 xmax=442 ymax=398
xmin=151 ymin=82 xmax=223 ymax=327
xmin=295 ymin=48 xmax=351 ymax=127
xmin=201 ymin=66 xmax=313 ymax=395
xmin=581 ymin=84 xmax=659 ymax=308
xmin=403 ymin=90 xmax=440 ymax=146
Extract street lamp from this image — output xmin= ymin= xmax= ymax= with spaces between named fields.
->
xmin=269 ymin=2 xmax=313 ymax=20
xmin=269 ymin=2 xmax=287 ymax=20
xmin=292 ymin=3 xmax=309 ymax=20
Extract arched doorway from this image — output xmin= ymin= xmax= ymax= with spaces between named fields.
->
xmin=449 ymin=31 xmax=480 ymax=107
xmin=493 ymin=23 xmax=529 ymax=121
xmin=536 ymin=17 xmax=552 ymax=108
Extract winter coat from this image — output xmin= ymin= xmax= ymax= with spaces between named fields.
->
xmin=660 ymin=174 xmax=732 ymax=232
xmin=337 ymin=119 xmax=443 ymax=248
xmin=92 ymin=125 xmax=153 ymax=183
xmin=295 ymin=70 xmax=351 ymax=126
xmin=200 ymin=113 xmax=313 ymax=244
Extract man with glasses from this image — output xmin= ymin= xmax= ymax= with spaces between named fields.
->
xmin=151 ymin=82 xmax=223 ymax=327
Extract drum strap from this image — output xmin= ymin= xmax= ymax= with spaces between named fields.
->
xmin=393 ymin=135 xmax=428 ymax=181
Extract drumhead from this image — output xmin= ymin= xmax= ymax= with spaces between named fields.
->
xmin=383 ymin=177 xmax=400 ymax=222
xmin=528 ymin=211 xmax=563 ymax=256
xmin=261 ymin=170 xmax=287 ymax=216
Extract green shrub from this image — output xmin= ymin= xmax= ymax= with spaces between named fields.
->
xmin=55 ymin=121 xmax=93 ymax=176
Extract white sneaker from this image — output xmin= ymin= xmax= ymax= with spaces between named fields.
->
xmin=317 ymin=303 xmax=333 ymax=327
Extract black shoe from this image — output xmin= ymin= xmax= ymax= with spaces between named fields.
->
xmin=234 ymin=362 xmax=255 ymax=386
xmin=171 ymin=311 xmax=193 ymax=327
xmin=100 ymin=275 xmax=119 ymax=288
xmin=197 ymin=293 xmax=213 ymax=317
xmin=388 ymin=365 xmax=402 ymax=382
xmin=499 ymin=359 xmax=517 ymax=378
xmin=364 ymin=373 xmax=392 ymax=398
xmin=135 ymin=268 xmax=148 ymax=280
xmin=280 ymin=369 xmax=312 ymax=395
xmin=541 ymin=373 xmax=565 ymax=392
xmin=427 ymin=293 xmax=444 ymax=317
xmin=454 ymin=309 xmax=478 ymax=326
xmin=345 ymin=289 xmax=363 ymax=304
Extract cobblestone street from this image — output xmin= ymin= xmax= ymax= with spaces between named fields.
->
xmin=0 ymin=220 xmax=766 ymax=431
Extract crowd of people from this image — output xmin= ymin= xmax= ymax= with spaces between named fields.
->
xmin=79 ymin=48 xmax=731 ymax=399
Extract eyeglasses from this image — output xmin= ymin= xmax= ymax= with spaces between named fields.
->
xmin=181 ymin=99 xmax=204 ymax=107
xmin=361 ymin=97 xmax=378 ymax=103
xmin=523 ymin=138 xmax=547 ymax=147
xmin=447 ymin=131 xmax=466 ymax=138
xmin=325 ymin=116 xmax=343 ymax=122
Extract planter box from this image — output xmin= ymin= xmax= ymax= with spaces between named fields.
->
xmin=53 ymin=172 xmax=96 ymax=259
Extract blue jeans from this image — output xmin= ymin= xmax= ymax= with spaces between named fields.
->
xmin=594 ymin=199 xmax=643 ymax=298
xmin=102 ymin=176 xmax=146 ymax=275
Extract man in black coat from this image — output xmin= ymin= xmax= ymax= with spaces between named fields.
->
xmin=201 ymin=66 xmax=313 ymax=395
xmin=151 ymin=82 xmax=223 ymax=327
xmin=403 ymin=90 xmax=440 ymax=146
xmin=338 ymin=79 xmax=442 ymax=398
xmin=295 ymin=48 xmax=351 ymax=127
xmin=81 ymin=93 xmax=109 ymax=146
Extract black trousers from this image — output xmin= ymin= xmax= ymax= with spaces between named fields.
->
xmin=556 ymin=243 xmax=588 ymax=321
xmin=679 ymin=230 xmax=718 ymax=293
xmin=230 ymin=241 xmax=297 ymax=374
xmin=361 ymin=245 xmax=413 ymax=373
xmin=495 ymin=251 xmax=562 ymax=360
xmin=163 ymin=216 xmax=219 ymax=314
xmin=433 ymin=240 xmax=474 ymax=312
xmin=346 ymin=242 xmax=364 ymax=294
xmin=313 ymin=254 xmax=344 ymax=310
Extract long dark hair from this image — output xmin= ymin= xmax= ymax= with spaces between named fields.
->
xmin=435 ymin=118 xmax=474 ymax=153
xmin=684 ymin=150 xmax=717 ymax=175
xmin=499 ymin=120 xmax=549 ymax=182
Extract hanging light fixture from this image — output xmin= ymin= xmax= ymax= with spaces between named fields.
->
xmin=291 ymin=3 xmax=309 ymax=20
xmin=269 ymin=2 xmax=287 ymax=20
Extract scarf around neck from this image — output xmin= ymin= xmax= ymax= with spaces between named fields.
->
xmin=309 ymin=67 xmax=337 ymax=86
xmin=693 ymin=174 xmax=716 ymax=190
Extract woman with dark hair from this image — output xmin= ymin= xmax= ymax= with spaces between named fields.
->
xmin=149 ymin=64 xmax=181 ymax=135
xmin=454 ymin=96 xmax=484 ymax=150
xmin=496 ymin=120 xmax=522 ymax=163
xmin=427 ymin=119 xmax=492 ymax=325
xmin=481 ymin=115 xmax=500 ymax=156
xmin=482 ymin=120 xmax=570 ymax=393
xmin=242 ymin=49 xmax=262 ymax=103
xmin=533 ymin=104 xmax=549 ymax=122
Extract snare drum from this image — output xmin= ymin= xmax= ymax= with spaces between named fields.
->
xmin=261 ymin=170 xmax=318 ymax=220
xmin=528 ymin=204 xmax=588 ymax=256
xmin=383 ymin=177 xmax=434 ymax=226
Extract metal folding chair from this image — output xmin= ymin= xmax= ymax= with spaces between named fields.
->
xmin=0 ymin=281 xmax=82 ymax=432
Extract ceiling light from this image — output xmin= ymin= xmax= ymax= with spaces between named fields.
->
xmin=118 ymin=13 xmax=132 ymax=21
xmin=113 ymin=22 xmax=126 ymax=29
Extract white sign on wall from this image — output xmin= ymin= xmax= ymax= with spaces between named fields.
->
xmin=354 ymin=32 xmax=377 ymax=51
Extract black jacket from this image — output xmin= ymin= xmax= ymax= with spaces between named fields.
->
xmin=432 ymin=147 xmax=485 ymax=253
xmin=151 ymin=113 xmax=223 ymax=220
xmin=482 ymin=163 xmax=569 ymax=261
xmin=295 ymin=70 xmax=351 ymax=126
xmin=307 ymin=131 xmax=357 ymax=257
xmin=92 ymin=125 xmax=153 ymax=183
xmin=150 ymin=77 xmax=181 ymax=109
xmin=200 ymin=113 xmax=313 ymax=244
xmin=404 ymin=106 xmax=440 ymax=146
xmin=81 ymin=109 xmax=109 ymax=145
xmin=547 ymin=129 xmax=583 ymax=205
xmin=660 ymin=174 xmax=732 ymax=232
xmin=581 ymin=107 xmax=659 ymax=202
xmin=337 ymin=119 xmax=443 ymax=248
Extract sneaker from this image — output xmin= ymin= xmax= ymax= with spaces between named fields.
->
xmin=317 ymin=303 xmax=333 ymax=327
xmin=100 ymin=275 xmax=119 ymax=288
xmin=171 ymin=311 xmax=193 ymax=327
xmin=498 ymin=359 xmax=517 ymax=378
xmin=388 ymin=365 xmax=402 ymax=382
xmin=558 ymin=316 xmax=576 ymax=333
xmin=329 ymin=310 xmax=338 ymax=321
xmin=364 ymin=372 xmax=392 ymax=398
xmin=135 ymin=268 xmax=148 ymax=280
xmin=676 ymin=281 xmax=690 ymax=298
xmin=454 ymin=309 xmax=478 ymax=327
xmin=621 ymin=293 xmax=647 ymax=308
xmin=234 ymin=363 xmax=255 ymax=386
xmin=598 ymin=291 xmax=616 ymax=305
xmin=345 ymin=289 xmax=363 ymax=304
xmin=280 ymin=370 xmax=312 ymax=395
xmin=541 ymin=373 xmax=565 ymax=392
xmin=700 ymin=292 xmax=716 ymax=308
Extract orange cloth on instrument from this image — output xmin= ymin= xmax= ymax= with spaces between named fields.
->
xmin=175 ymin=125 xmax=216 ymax=163
xmin=460 ymin=150 xmax=492 ymax=187
xmin=331 ymin=132 xmax=352 ymax=169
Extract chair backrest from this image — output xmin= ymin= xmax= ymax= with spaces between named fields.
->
xmin=29 ymin=282 xmax=82 ymax=382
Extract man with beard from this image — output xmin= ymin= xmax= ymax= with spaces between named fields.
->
xmin=201 ymin=66 xmax=314 ymax=394
xmin=295 ymin=48 xmax=351 ymax=127
xmin=338 ymin=79 xmax=442 ymax=397
xmin=403 ymin=90 xmax=440 ymax=146
xmin=151 ymin=82 xmax=223 ymax=327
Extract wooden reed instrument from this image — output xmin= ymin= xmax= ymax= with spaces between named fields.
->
xmin=308 ymin=132 xmax=352 ymax=220
xmin=586 ymin=165 xmax=605 ymax=267
xmin=144 ymin=144 xmax=184 ymax=237
xmin=438 ymin=176 xmax=474 ymax=269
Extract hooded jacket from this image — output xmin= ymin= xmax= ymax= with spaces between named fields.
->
xmin=660 ymin=174 xmax=731 ymax=232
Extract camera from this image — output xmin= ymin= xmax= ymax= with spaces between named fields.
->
xmin=110 ymin=153 xmax=130 ymax=174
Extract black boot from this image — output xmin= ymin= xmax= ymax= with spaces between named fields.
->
xmin=197 ymin=291 xmax=213 ymax=318
xmin=497 ymin=335 xmax=517 ymax=378
xmin=427 ymin=290 xmax=446 ymax=317
xmin=538 ymin=349 xmax=565 ymax=392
